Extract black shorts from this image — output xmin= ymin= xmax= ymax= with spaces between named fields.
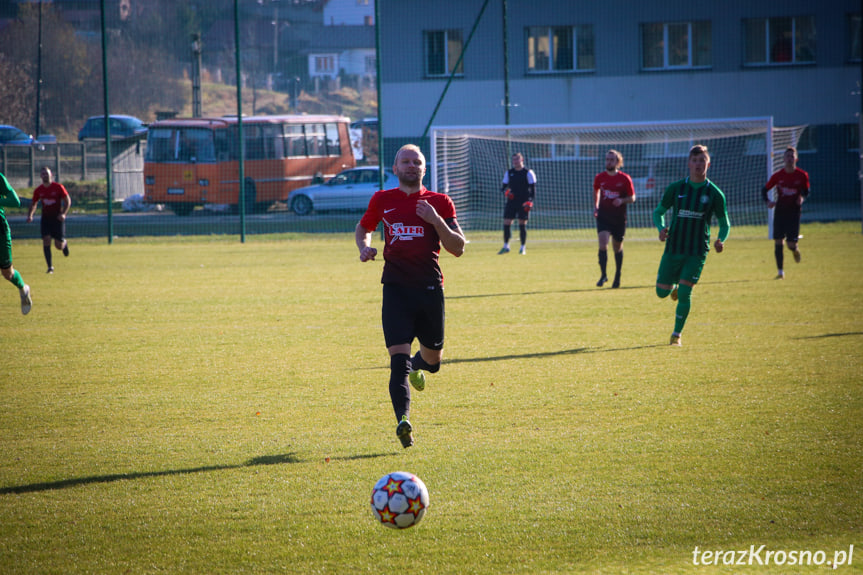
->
xmin=773 ymin=211 xmax=800 ymax=242
xmin=40 ymin=216 xmax=66 ymax=241
xmin=382 ymin=283 xmax=445 ymax=350
xmin=596 ymin=214 xmax=626 ymax=242
xmin=503 ymin=200 xmax=530 ymax=221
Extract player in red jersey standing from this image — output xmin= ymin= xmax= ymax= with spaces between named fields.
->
xmin=762 ymin=147 xmax=810 ymax=279
xmin=593 ymin=150 xmax=635 ymax=288
xmin=355 ymin=144 xmax=466 ymax=448
xmin=26 ymin=167 xmax=71 ymax=274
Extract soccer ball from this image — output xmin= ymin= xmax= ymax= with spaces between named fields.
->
xmin=370 ymin=471 xmax=429 ymax=529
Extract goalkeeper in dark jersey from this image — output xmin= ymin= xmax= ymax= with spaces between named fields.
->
xmin=652 ymin=145 xmax=729 ymax=347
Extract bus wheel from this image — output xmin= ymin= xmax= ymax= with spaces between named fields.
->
xmin=291 ymin=195 xmax=313 ymax=216
xmin=169 ymin=203 xmax=194 ymax=217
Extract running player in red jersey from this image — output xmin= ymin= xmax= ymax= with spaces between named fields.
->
xmin=593 ymin=149 xmax=635 ymax=288
xmin=355 ymin=144 xmax=466 ymax=448
xmin=26 ymin=167 xmax=71 ymax=274
xmin=761 ymin=147 xmax=810 ymax=279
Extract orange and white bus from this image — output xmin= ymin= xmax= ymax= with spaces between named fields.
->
xmin=144 ymin=115 xmax=355 ymax=215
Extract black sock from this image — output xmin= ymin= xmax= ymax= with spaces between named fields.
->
xmin=43 ymin=245 xmax=52 ymax=268
xmin=614 ymin=250 xmax=623 ymax=276
xmin=598 ymin=250 xmax=607 ymax=276
xmin=389 ymin=354 xmax=411 ymax=422
xmin=774 ymin=244 xmax=784 ymax=270
xmin=411 ymin=351 xmax=440 ymax=373
xmin=519 ymin=224 xmax=527 ymax=246
xmin=503 ymin=224 xmax=511 ymax=244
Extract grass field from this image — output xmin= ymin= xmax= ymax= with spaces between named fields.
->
xmin=1 ymin=222 xmax=861 ymax=574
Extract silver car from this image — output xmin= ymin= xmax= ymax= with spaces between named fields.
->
xmin=288 ymin=167 xmax=398 ymax=216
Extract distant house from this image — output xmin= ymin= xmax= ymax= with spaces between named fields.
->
xmin=306 ymin=0 xmax=376 ymax=81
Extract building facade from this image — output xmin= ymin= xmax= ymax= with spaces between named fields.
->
xmin=378 ymin=0 xmax=861 ymax=207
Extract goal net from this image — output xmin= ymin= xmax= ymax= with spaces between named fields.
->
xmin=430 ymin=117 xmax=806 ymax=237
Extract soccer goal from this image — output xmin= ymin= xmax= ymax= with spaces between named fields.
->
xmin=430 ymin=117 xmax=806 ymax=236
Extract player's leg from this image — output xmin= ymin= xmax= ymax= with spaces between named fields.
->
xmin=382 ymin=285 xmax=416 ymax=447
xmin=41 ymin=222 xmax=53 ymax=273
xmin=596 ymin=227 xmax=610 ymax=286
xmin=1 ymin=220 xmax=30 ymax=314
xmin=786 ymin=216 xmax=801 ymax=263
xmin=54 ymin=218 xmax=69 ymax=257
xmin=611 ymin=229 xmax=624 ymax=288
xmin=655 ymin=253 xmax=681 ymax=298
xmin=518 ymin=217 xmax=528 ymax=254
xmin=773 ymin=216 xmax=786 ymax=278
xmin=670 ymin=256 xmax=706 ymax=345
xmin=410 ymin=288 xmax=445 ymax=392
xmin=499 ymin=215 xmax=513 ymax=254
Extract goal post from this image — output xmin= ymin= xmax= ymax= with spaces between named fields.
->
xmin=430 ymin=117 xmax=805 ymax=237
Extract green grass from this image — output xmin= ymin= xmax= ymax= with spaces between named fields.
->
xmin=1 ymin=222 xmax=861 ymax=574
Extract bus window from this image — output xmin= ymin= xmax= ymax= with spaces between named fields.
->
xmin=178 ymin=128 xmax=216 ymax=162
xmin=285 ymin=124 xmax=306 ymax=157
xmin=244 ymin=125 xmax=266 ymax=160
xmin=325 ymin=123 xmax=341 ymax=156
xmin=215 ymin=129 xmax=230 ymax=161
xmin=306 ymin=123 xmax=326 ymax=157
xmin=262 ymin=124 xmax=284 ymax=159
xmin=146 ymin=128 xmax=176 ymax=162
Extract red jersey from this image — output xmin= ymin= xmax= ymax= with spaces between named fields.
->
xmin=594 ymin=170 xmax=634 ymax=220
xmin=32 ymin=182 xmax=70 ymax=218
xmin=764 ymin=168 xmax=809 ymax=214
xmin=359 ymin=186 xmax=458 ymax=289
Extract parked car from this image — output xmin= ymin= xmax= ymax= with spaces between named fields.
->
xmin=78 ymin=115 xmax=147 ymax=141
xmin=288 ymin=166 xmax=398 ymax=216
xmin=0 ymin=125 xmax=57 ymax=148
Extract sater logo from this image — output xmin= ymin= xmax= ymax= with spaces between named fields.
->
xmin=385 ymin=219 xmax=425 ymax=244
xmin=779 ymin=186 xmax=797 ymax=196
xmin=602 ymin=189 xmax=621 ymax=199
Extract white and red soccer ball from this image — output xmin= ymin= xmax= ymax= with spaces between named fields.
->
xmin=370 ymin=471 xmax=429 ymax=529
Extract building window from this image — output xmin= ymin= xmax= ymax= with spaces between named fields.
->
xmin=743 ymin=16 xmax=815 ymax=65
xmin=314 ymin=55 xmax=335 ymax=74
xmin=365 ymin=55 xmax=376 ymax=75
xmin=641 ymin=21 xmax=712 ymax=70
xmin=849 ymin=13 xmax=862 ymax=62
xmin=527 ymin=25 xmax=595 ymax=73
xmin=424 ymin=30 xmax=464 ymax=77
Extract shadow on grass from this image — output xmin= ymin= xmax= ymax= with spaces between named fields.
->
xmin=794 ymin=331 xmax=863 ymax=340
xmin=448 ymin=278 xmax=753 ymax=300
xmin=0 ymin=453 xmax=301 ymax=495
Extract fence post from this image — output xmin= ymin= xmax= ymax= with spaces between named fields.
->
xmin=82 ymin=143 xmax=87 ymax=181
xmin=29 ymin=146 xmax=35 ymax=186
xmin=55 ymin=144 xmax=61 ymax=181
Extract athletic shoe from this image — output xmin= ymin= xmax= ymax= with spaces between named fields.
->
xmin=519 ymin=245 xmax=526 ymax=255
xmin=62 ymin=243 xmax=69 ymax=257
xmin=20 ymin=284 xmax=32 ymax=315
xmin=669 ymin=334 xmax=682 ymax=346
xmin=498 ymin=246 xmax=510 ymax=254
xmin=793 ymin=249 xmax=801 ymax=263
xmin=775 ymin=270 xmax=785 ymax=280
xmin=612 ymin=275 xmax=620 ymax=289
xmin=46 ymin=267 xmax=54 ymax=274
xmin=408 ymin=369 xmax=426 ymax=391
xmin=671 ymin=286 xmax=679 ymax=301
xmin=596 ymin=275 xmax=608 ymax=287
xmin=396 ymin=416 xmax=413 ymax=448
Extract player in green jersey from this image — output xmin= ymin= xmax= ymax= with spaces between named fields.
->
xmin=652 ymin=145 xmax=729 ymax=346
xmin=0 ymin=172 xmax=32 ymax=315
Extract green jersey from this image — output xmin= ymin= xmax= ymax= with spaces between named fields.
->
xmin=0 ymin=173 xmax=21 ymax=219
xmin=653 ymin=178 xmax=730 ymax=256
